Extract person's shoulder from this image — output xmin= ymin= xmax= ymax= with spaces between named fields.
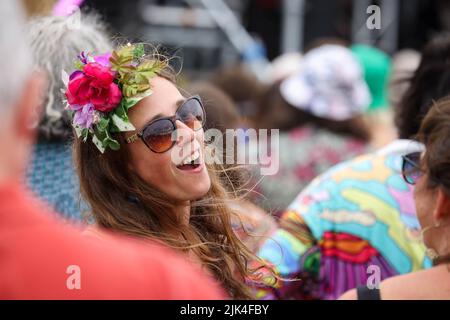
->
xmin=82 ymin=223 xmax=107 ymax=240
xmin=338 ymin=271 xmax=422 ymax=300
xmin=57 ymin=224 xmax=226 ymax=299
xmin=0 ymin=189 xmax=225 ymax=299
xmin=377 ymin=266 xmax=449 ymax=300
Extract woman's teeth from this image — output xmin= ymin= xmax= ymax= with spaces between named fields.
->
xmin=182 ymin=151 xmax=200 ymax=165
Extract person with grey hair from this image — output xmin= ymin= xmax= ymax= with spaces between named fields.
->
xmin=0 ymin=0 xmax=225 ymax=300
xmin=26 ymin=13 xmax=112 ymax=220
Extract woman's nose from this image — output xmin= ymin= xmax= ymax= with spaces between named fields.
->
xmin=175 ymin=120 xmax=195 ymax=146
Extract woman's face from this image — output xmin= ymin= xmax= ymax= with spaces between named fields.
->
xmin=413 ymin=171 xmax=437 ymax=246
xmin=414 ymin=173 xmax=434 ymax=225
xmin=126 ymin=76 xmax=211 ymax=202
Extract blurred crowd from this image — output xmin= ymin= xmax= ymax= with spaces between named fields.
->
xmin=1 ymin=0 xmax=450 ymax=300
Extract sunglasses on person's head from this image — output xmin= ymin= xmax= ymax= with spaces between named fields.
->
xmin=401 ymin=152 xmax=422 ymax=185
xmin=126 ymin=95 xmax=205 ymax=153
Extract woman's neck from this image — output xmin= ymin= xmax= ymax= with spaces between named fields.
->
xmin=174 ymin=202 xmax=206 ymax=268
xmin=177 ymin=202 xmax=191 ymax=226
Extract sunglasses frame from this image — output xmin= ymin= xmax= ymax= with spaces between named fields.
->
xmin=401 ymin=152 xmax=422 ymax=185
xmin=125 ymin=95 xmax=205 ymax=153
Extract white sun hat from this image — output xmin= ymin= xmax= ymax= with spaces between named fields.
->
xmin=280 ymin=44 xmax=371 ymax=121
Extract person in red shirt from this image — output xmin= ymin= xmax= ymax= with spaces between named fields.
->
xmin=0 ymin=0 xmax=225 ymax=300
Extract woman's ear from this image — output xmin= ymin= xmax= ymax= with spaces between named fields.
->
xmin=433 ymin=188 xmax=450 ymax=222
xmin=14 ymin=71 xmax=46 ymax=140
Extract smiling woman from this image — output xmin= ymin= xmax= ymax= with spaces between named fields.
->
xmin=122 ymin=77 xmax=212 ymax=205
xmin=70 ymin=43 xmax=275 ymax=299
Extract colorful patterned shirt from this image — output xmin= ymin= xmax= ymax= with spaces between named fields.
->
xmin=256 ymin=139 xmax=431 ymax=300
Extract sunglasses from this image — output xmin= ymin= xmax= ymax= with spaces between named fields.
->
xmin=401 ymin=152 xmax=422 ymax=185
xmin=126 ymin=95 xmax=205 ymax=153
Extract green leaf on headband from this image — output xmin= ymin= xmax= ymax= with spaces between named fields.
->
xmin=94 ymin=125 xmax=107 ymax=140
xmin=110 ymin=103 xmax=130 ymax=133
xmin=120 ymin=59 xmax=165 ymax=98
xmin=123 ymin=90 xmax=152 ymax=110
xmin=103 ymin=136 xmax=120 ymax=151
xmin=110 ymin=45 xmax=135 ymax=78
xmin=122 ymin=82 xmax=149 ymax=98
xmin=74 ymin=125 xmax=83 ymax=138
xmin=114 ymin=102 xmax=127 ymax=118
xmin=133 ymin=43 xmax=145 ymax=60
xmin=115 ymin=44 xmax=134 ymax=58
xmin=97 ymin=117 xmax=110 ymax=132
xmin=92 ymin=135 xmax=106 ymax=153
xmin=111 ymin=114 xmax=135 ymax=132
xmin=136 ymin=60 xmax=165 ymax=80
xmin=95 ymin=128 xmax=120 ymax=151
xmin=82 ymin=129 xmax=89 ymax=142
xmin=74 ymin=126 xmax=89 ymax=141
xmin=123 ymin=97 xmax=140 ymax=110
xmin=74 ymin=60 xmax=84 ymax=71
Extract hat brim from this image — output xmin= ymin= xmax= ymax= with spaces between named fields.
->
xmin=279 ymin=74 xmax=313 ymax=110
xmin=280 ymin=74 xmax=371 ymax=121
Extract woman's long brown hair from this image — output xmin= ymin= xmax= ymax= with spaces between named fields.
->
xmin=73 ymin=51 xmax=273 ymax=299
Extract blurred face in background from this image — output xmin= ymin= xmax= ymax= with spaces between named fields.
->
xmin=0 ymin=73 xmax=45 ymax=183
xmin=0 ymin=0 xmax=45 ymax=184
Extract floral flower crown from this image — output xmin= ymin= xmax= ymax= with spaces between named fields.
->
xmin=63 ymin=43 xmax=167 ymax=153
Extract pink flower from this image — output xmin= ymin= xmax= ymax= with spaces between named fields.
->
xmin=94 ymin=52 xmax=112 ymax=67
xmin=65 ymin=62 xmax=122 ymax=113
xmin=71 ymin=103 xmax=95 ymax=129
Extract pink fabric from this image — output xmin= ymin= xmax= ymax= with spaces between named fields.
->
xmin=52 ymin=0 xmax=85 ymax=16
xmin=0 ymin=181 xmax=225 ymax=299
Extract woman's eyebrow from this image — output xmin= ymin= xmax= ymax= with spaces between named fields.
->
xmin=175 ymin=98 xmax=186 ymax=108
xmin=145 ymin=113 xmax=164 ymax=124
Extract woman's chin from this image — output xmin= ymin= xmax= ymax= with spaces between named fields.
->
xmin=190 ymin=180 xmax=211 ymax=199
xmin=178 ymin=178 xmax=211 ymax=201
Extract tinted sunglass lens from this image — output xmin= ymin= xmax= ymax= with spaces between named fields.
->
xmin=179 ymin=98 xmax=204 ymax=131
xmin=402 ymin=160 xmax=415 ymax=184
xmin=402 ymin=153 xmax=422 ymax=185
xmin=143 ymin=119 xmax=175 ymax=153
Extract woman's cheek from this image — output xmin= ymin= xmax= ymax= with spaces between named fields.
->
xmin=414 ymin=178 xmax=435 ymax=229
xmin=130 ymin=145 xmax=169 ymax=187
xmin=196 ymin=129 xmax=205 ymax=147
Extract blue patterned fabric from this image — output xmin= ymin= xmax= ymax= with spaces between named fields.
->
xmin=26 ymin=142 xmax=86 ymax=220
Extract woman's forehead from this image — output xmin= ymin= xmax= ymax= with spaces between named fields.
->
xmin=129 ymin=76 xmax=184 ymax=127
